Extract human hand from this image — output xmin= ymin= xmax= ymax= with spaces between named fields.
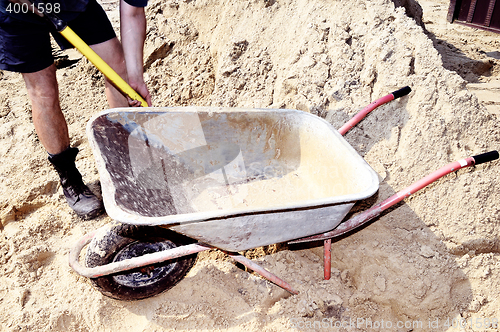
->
xmin=127 ymin=80 xmax=152 ymax=107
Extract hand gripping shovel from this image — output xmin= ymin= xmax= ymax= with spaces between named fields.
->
xmin=28 ymin=0 xmax=148 ymax=107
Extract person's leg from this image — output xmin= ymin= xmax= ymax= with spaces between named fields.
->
xmin=1 ymin=13 xmax=103 ymax=219
xmin=1 ymin=12 xmax=65 ymax=141
xmin=22 ymin=64 xmax=69 ymax=155
xmin=90 ymin=37 xmax=130 ymax=108
xmin=22 ymin=65 xmax=103 ymax=220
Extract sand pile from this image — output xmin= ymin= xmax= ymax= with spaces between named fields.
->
xmin=1 ymin=0 xmax=499 ymax=330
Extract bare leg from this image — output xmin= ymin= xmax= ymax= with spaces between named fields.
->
xmin=23 ymin=37 xmax=131 ymax=153
xmin=90 ymin=37 xmax=130 ymax=108
xmin=23 ymin=64 xmax=103 ymax=219
xmin=22 ymin=64 xmax=69 ymax=155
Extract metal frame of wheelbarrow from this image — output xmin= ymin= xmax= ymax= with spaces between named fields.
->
xmin=291 ymin=150 xmax=499 ymax=279
xmin=69 ymin=86 xmax=499 ymax=296
xmin=291 ymin=87 xmax=499 ymax=280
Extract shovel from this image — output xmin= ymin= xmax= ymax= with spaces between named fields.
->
xmin=28 ymin=0 xmax=148 ymax=107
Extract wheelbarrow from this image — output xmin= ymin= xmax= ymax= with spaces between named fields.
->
xmin=69 ymin=87 xmax=498 ymax=300
xmin=32 ymin=0 xmax=496 ymax=301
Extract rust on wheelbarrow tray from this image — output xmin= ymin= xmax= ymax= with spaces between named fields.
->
xmin=87 ymin=107 xmax=379 ymax=251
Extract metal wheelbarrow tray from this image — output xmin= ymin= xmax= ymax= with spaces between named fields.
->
xmin=87 ymin=107 xmax=379 ymax=252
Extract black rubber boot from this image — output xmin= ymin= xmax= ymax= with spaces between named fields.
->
xmin=48 ymin=147 xmax=104 ymax=220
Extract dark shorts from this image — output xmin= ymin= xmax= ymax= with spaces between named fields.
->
xmin=0 ymin=0 xmax=116 ymax=73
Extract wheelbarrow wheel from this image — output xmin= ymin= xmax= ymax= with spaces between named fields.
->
xmin=84 ymin=222 xmax=197 ymax=301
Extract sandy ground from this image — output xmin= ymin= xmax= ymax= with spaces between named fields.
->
xmin=1 ymin=0 xmax=500 ymax=331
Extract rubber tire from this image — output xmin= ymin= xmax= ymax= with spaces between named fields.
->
xmin=85 ymin=222 xmax=197 ymax=301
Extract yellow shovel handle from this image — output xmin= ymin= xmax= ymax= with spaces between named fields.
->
xmin=59 ymin=26 xmax=148 ymax=107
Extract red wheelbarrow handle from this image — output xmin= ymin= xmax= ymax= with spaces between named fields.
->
xmin=338 ymin=86 xmax=411 ymax=135
xmin=290 ymin=150 xmax=499 ymax=244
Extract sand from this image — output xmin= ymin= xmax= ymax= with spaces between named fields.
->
xmin=1 ymin=0 xmax=500 ymax=330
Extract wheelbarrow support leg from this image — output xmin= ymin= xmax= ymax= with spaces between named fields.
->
xmin=324 ymin=239 xmax=332 ymax=280
xmin=226 ymin=252 xmax=299 ymax=295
